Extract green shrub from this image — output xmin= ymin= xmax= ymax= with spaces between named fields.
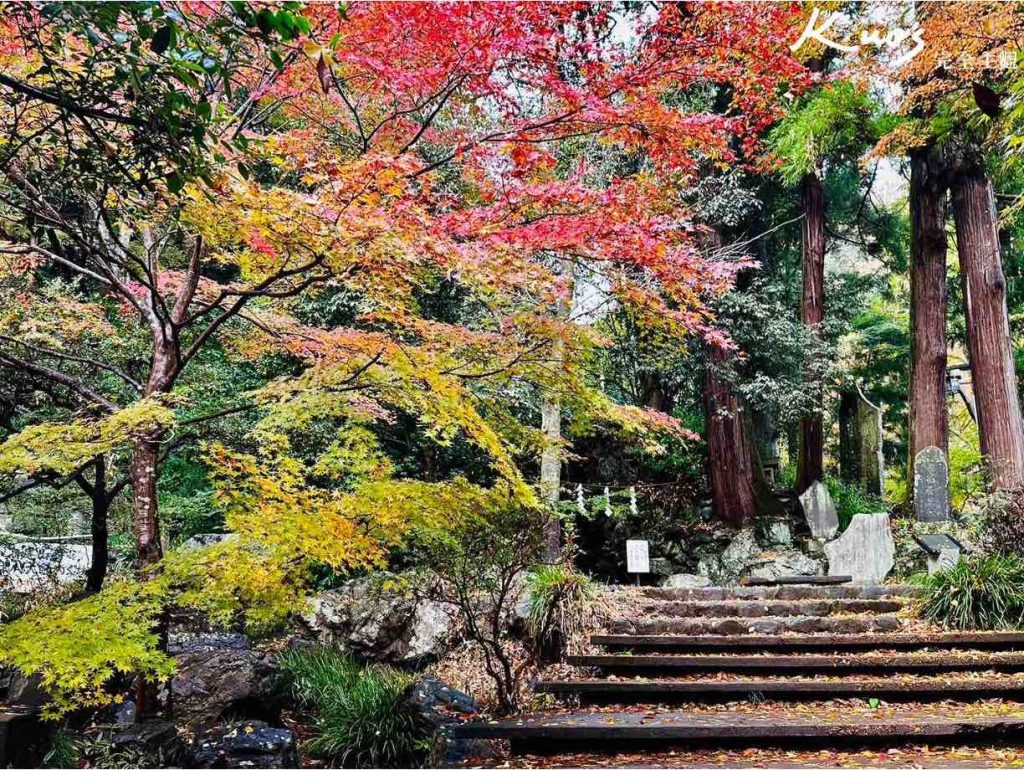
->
xmin=280 ymin=646 xmax=423 ymax=768
xmin=524 ymin=563 xmax=595 ymax=656
xmin=825 ymin=476 xmax=888 ymax=532
xmin=917 ymin=555 xmax=1024 ymax=630
xmin=983 ymin=487 xmax=1024 ymax=557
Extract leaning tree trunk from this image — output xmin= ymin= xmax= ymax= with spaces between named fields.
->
xmin=907 ymin=148 xmax=949 ymax=490
xmin=797 ymin=170 xmax=825 ymax=493
xmin=704 ymin=341 xmax=782 ymax=526
xmin=951 ymin=161 xmax=1024 ymax=489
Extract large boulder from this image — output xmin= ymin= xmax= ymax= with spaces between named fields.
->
xmin=189 ymin=721 xmax=298 ymax=769
xmin=0 ymin=541 xmax=91 ymax=593
xmin=171 ymin=649 xmax=280 ymax=728
xmin=825 ymin=513 xmax=895 ymax=584
xmin=799 ymin=481 xmax=839 ymax=540
xmin=303 ymin=576 xmax=453 ymax=664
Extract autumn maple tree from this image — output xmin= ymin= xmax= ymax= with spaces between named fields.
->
xmin=0 ymin=0 xmax=807 ymax=717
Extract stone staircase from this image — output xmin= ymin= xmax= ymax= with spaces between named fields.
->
xmin=452 ymin=583 xmax=1024 ymax=761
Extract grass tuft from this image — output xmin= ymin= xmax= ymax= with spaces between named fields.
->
xmin=524 ymin=563 xmax=595 ymax=654
xmin=280 ymin=646 xmax=424 ymax=767
xmin=917 ymin=554 xmax=1024 ymax=631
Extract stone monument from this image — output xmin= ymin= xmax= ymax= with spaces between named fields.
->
xmin=914 ymin=446 xmax=949 ymax=522
xmin=824 ymin=513 xmax=895 ymax=584
xmin=799 ymin=480 xmax=839 ymax=540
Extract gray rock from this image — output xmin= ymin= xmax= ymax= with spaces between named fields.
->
xmin=113 ymin=700 xmax=137 ymax=726
xmin=825 ymin=513 xmax=895 ymax=584
xmin=763 ymin=519 xmax=793 ymax=548
xmin=167 ymin=631 xmax=251 ymax=655
xmin=190 ymin=721 xmax=298 ymax=769
xmin=179 ymin=533 xmax=237 ymax=550
xmin=720 ymin=529 xmax=759 ymax=575
xmin=303 ymin=576 xmax=453 ymax=664
xmin=799 ymin=481 xmax=839 ymax=540
xmin=928 ymin=547 xmax=961 ymax=575
xmin=110 ymin=720 xmax=186 ymax=765
xmin=171 ymin=649 xmax=280 ymax=728
xmin=914 ymin=446 xmax=950 ymax=522
xmin=0 ymin=541 xmax=91 ymax=593
xmin=662 ymin=573 xmax=711 ymax=589
xmin=744 ymin=550 xmax=822 ymax=581
xmin=697 ymin=529 xmax=761 ymax=585
xmin=403 ymin=678 xmax=499 ymax=765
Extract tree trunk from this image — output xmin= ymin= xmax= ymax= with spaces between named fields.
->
xmin=129 ymin=436 xmax=163 ymax=570
xmin=907 ymin=148 xmax=949 ymax=491
xmin=704 ymin=341 xmax=782 ymax=526
xmin=539 ymin=367 xmax=562 ymax=561
xmin=838 ymin=391 xmax=862 ymax=484
xmin=951 ymin=161 xmax=1024 ymax=488
xmin=797 ymin=170 xmax=825 ymax=493
xmin=540 ymin=260 xmax=574 ymax=561
xmin=85 ymin=457 xmax=109 ymax=594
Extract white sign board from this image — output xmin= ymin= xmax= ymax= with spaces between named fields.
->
xmin=626 ymin=539 xmax=650 ymax=574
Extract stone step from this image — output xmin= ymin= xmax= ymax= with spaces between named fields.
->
xmin=604 ymin=614 xmax=902 ymax=636
xmin=568 ymin=652 xmax=1024 ymax=674
xmin=452 ymin=707 xmax=1024 ymax=747
xmin=479 ymin=746 xmax=1024 ymax=768
xmin=592 ymin=631 xmax=1024 ymax=652
xmin=639 ymin=598 xmax=906 ymax=618
xmin=535 ymin=677 xmax=1024 ymax=703
xmin=640 ymin=585 xmax=921 ymax=602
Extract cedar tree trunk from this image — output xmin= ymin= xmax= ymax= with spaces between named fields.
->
xmin=951 ymin=161 xmax=1024 ymax=488
xmin=907 ymin=148 xmax=949 ymax=489
xmin=704 ymin=341 xmax=782 ymax=526
xmin=797 ymin=170 xmax=825 ymax=493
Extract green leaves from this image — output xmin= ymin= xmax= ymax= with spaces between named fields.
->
xmin=767 ymin=81 xmax=882 ymax=185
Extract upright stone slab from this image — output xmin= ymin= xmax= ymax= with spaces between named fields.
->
xmin=914 ymin=446 xmax=949 ymax=522
xmin=799 ymin=481 xmax=839 ymax=540
xmin=858 ymin=397 xmax=884 ymax=496
xmin=824 ymin=513 xmax=895 ymax=584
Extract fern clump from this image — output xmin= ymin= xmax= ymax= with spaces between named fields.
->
xmin=917 ymin=555 xmax=1024 ymax=630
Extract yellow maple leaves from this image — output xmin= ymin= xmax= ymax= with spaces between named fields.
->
xmin=0 ymin=399 xmax=176 ymax=476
